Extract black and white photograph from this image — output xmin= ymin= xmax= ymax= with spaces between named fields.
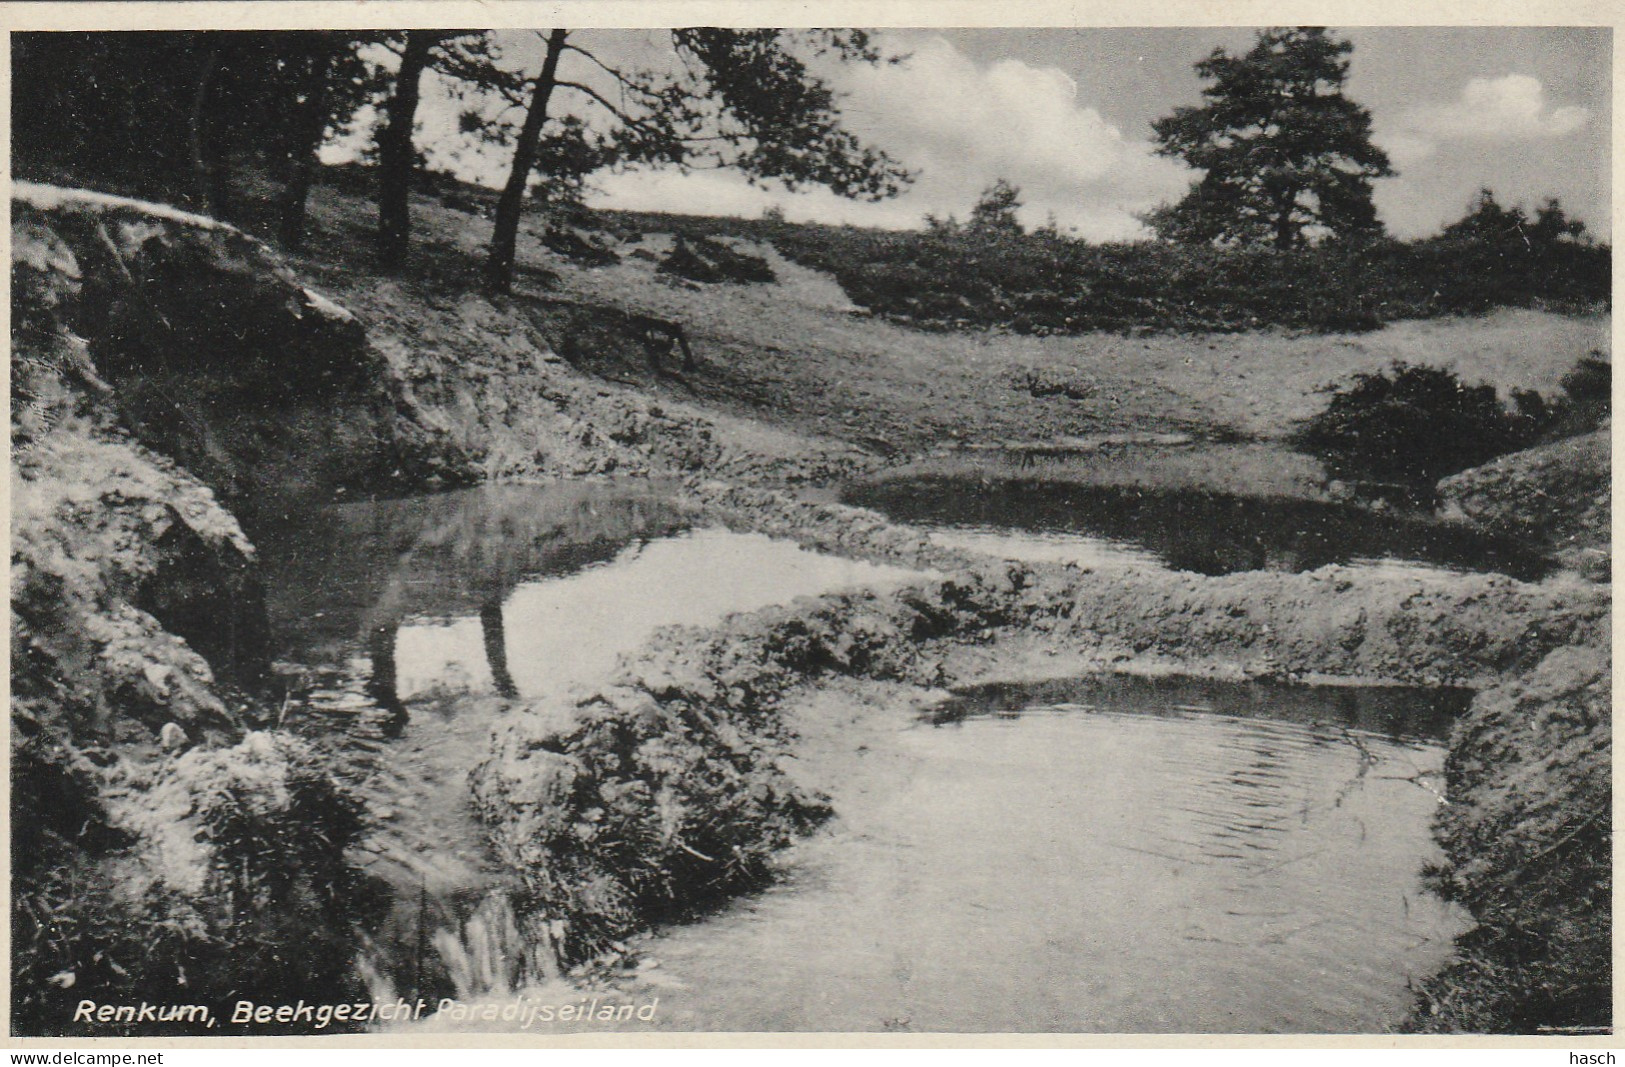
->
xmin=7 ymin=4 xmax=1612 ymax=1044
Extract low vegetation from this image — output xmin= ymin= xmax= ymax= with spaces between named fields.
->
xmin=763 ymin=214 xmax=1608 ymax=335
xmin=658 ymin=232 xmax=776 ymax=286
xmin=1290 ymin=355 xmax=1611 ymax=488
xmin=13 ymin=732 xmax=379 ymax=1035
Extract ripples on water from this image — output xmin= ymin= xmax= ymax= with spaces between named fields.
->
xmin=612 ymin=677 xmax=1471 ymax=1034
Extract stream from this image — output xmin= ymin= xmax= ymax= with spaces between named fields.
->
xmin=253 ymin=480 xmax=926 ymax=987
xmin=253 ymin=479 xmax=1475 ymax=1034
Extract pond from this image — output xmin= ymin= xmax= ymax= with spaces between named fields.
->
xmin=251 ymin=480 xmax=926 ymax=981
xmin=842 ymin=475 xmax=1553 ymax=580
xmin=252 ymin=480 xmax=1473 ymax=1034
xmin=604 ymin=675 xmax=1471 ymax=1033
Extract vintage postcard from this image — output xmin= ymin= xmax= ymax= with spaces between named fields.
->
xmin=4 ymin=0 xmax=1614 ymax=1049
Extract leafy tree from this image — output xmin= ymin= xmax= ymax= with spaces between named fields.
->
xmin=1148 ymin=27 xmax=1393 ymax=249
xmin=967 ymin=178 xmax=1024 ymax=236
xmin=1530 ymin=197 xmax=1592 ymax=246
xmin=470 ymin=29 xmax=915 ymax=293
xmin=13 ymin=33 xmax=205 ymax=204
xmin=1438 ymin=187 xmax=1530 ymax=247
xmin=269 ymin=32 xmax=388 ymax=250
xmin=13 ymin=31 xmax=382 ymax=245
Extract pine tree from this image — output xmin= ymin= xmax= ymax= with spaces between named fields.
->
xmin=1147 ymin=27 xmax=1393 ymax=249
xmin=967 ymin=179 xmax=1024 ymax=236
xmin=476 ymin=29 xmax=914 ymax=293
xmin=375 ymin=32 xmax=450 ymax=270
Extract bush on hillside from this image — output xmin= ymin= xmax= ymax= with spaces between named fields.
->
xmin=1552 ymin=353 xmax=1611 ymax=437
xmin=541 ymin=224 xmax=620 ymax=267
xmin=1289 ymin=363 xmax=1549 ymax=487
xmin=658 ymin=233 xmax=775 ymax=285
xmin=763 ymin=221 xmax=1608 ymax=336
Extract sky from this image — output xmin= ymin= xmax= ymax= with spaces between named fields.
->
xmin=380 ymin=26 xmax=1611 ymax=243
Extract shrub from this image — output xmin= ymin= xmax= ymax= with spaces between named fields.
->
xmin=658 ymin=234 xmax=775 ymax=285
xmin=1551 ymin=353 xmax=1611 ymax=438
xmin=1290 ymin=363 xmax=1547 ymax=487
xmin=541 ymin=224 xmax=620 ymax=267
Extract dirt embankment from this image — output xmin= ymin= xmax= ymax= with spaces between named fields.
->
xmin=10 ymin=187 xmax=395 ymax=1032
xmin=12 ymin=184 xmax=448 ymax=507
xmin=1439 ymin=427 xmax=1610 ymax=580
xmin=1409 ymin=641 xmax=1610 ymax=1031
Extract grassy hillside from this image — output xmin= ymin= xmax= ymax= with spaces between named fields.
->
xmin=270 ymin=168 xmax=1611 ymax=469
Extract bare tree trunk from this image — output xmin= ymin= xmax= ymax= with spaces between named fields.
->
xmin=485 ymin=28 xmax=569 ymax=295
xmin=278 ymin=35 xmax=336 ymax=251
xmin=188 ymin=46 xmax=224 ymax=217
xmin=376 ymin=31 xmax=435 ymax=271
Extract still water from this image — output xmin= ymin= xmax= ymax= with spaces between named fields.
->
xmin=252 ymin=480 xmax=925 ymax=942
xmin=253 ymin=482 xmax=1469 ymax=1033
xmin=617 ymin=676 xmax=1470 ymax=1033
xmin=843 ymin=475 xmax=1552 ymax=580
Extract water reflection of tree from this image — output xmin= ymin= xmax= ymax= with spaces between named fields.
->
xmin=366 ymin=621 xmax=407 ymax=736
xmin=479 ymin=600 xmax=519 ymax=700
xmin=264 ymin=482 xmax=688 ymax=723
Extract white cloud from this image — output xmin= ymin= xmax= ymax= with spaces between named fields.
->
xmin=1380 ymin=74 xmax=1590 ymax=162
xmin=334 ymin=33 xmax=1190 ymax=240
xmin=592 ymin=34 xmax=1190 ymax=240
